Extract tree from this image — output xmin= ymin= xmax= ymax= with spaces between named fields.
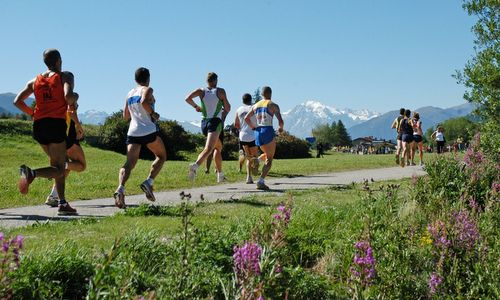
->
xmin=425 ymin=116 xmax=480 ymax=146
xmin=312 ymin=121 xmax=338 ymax=148
xmin=252 ymin=88 xmax=262 ymax=104
xmin=455 ymin=0 xmax=499 ymax=157
xmin=334 ymin=120 xmax=352 ymax=147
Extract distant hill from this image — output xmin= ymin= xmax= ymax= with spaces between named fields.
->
xmin=347 ymin=103 xmax=476 ymax=140
xmin=0 ymin=93 xmax=34 ymax=115
xmin=79 ymin=110 xmax=110 ymax=125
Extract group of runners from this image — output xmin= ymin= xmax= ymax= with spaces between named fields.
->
xmin=391 ymin=108 xmax=425 ymax=167
xmin=13 ymin=49 xmax=284 ymax=214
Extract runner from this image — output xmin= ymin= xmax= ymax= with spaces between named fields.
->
xmin=113 ymin=67 xmax=167 ymax=208
xmin=391 ymin=108 xmax=405 ymax=165
xmin=13 ymin=49 xmax=79 ymax=215
xmin=45 ymin=71 xmax=87 ymax=207
xmin=398 ymin=109 xmax=413 ymax=167
xmin=431 ymin=126 xmax=446 ymax=154
xmin=244 ymin=86 xmax=284 ymax=190
xmin=186 ymin=72 xmax=231 ymax=183
xmin=234 ymin=93 xmax=259 ymax=184
xmin=411 ymin=112 xmax=424 ymax=166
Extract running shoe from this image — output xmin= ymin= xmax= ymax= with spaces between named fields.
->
xmin=188 ymin=163 xmax=197 ymax=181
xmin=256 ymin=181 xmax=270 ymax=190
xmin=45 ymin=194 xmax=59 ymax=207
xmin=140 ymin=180 xmax=156 ymax=202
xmin=113 ymin=190 xmax=126 ymax=209
xmin=251 ymin=158 xmax=260 ymax=176
xmin=420 ymin=161 xmax=424 ymax=166
xmin=58 ymin=203 xmax=78 ymax=215
xmin=410 ymin=162 xmax=416 ymax=166
xmin=246 ymin=177 xmax=254 ymax=184
xmin=400 ymin=160 xmax=405 ymax=168
xmin=395 ymin=155 xmax=400 ymax=165
xmin=217 ymin=172 xmax=225 ymax=183
xmin=19 ymin=165 xmax=35 ymax=195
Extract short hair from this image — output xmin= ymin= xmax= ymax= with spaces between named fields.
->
xmin=242 ymin=93 xmax=252 ymax=105
xmin=207 ymin=72 xmax=218 ymax=82
xmin=261 ymin=86 xmax=272 ymax=97
xmin=399 ymin=108 xmax=405 ymax=115
xmin=405 ymin=109 xmax=411 ymax=117
xmin=413 ymin=112 xmax=420 ymax=120
xmin=135 ymin=67 xmax=150 ymax=84
xmin=43 ymin=49 xmax=61 ymax=70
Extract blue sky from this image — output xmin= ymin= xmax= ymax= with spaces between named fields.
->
xmin=0 ymin=0 xmax=475 ymax=121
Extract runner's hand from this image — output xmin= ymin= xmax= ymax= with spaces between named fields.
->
xmin=278 ymin=127 xmax=284 ymax=134
xmin=76 ymin=124 xmax=85 ymax=140
xmin=194 ymin=105 xmax=202 ymax=112
xmin=151 ymin=112 xmax=160 ymax=121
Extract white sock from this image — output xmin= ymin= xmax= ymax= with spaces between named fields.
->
xmin=191 ymin=163 xmax=199 ymax=170
xmin=146 ymin=177 xmax=154 ymax=186
xmin=65 ymin=162 xmax=69 ymax=170
xmin=118 ymin=185 xmax=125 ymax=193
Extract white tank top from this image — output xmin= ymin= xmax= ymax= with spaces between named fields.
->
xmin=435 ymin=131 xmax=444 ymax=142
xmin=201 ymin=87 xmax=223 ymax=119
xmin=236 ymin=104 xmax=256 ymax=142
xmin=126 ymin=86 xmax=158 ymax=137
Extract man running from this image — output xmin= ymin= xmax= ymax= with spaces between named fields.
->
xmin=113 ymin=67 xmax=167 ymax=208
xmin=234 ymin=93 xmax=259 ymax=184
xmin=45 ymin=71 xmax=87 ymax=206
xmin=391 ymin=108 xmax=405 ymax=165
xmin=244 ymin=86 xmax=284 ymax=190
xmin=13 ymin=49 xmax=79 ymax=215
xmin=186 ymin=72 xmax=231 ymax=183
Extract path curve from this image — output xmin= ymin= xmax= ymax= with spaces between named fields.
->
xmin=0 ymin=166 xmax=426 ymax=229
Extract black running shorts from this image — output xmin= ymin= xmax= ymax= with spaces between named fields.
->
xmin=66 ymin=120 xmax=81 ymax=149
xmin=239 ymin=140 xmax=256 ymax=148
xmin=413 ymin=135 xmax=423 ymax=143
xmin=33 ymin=118 xmax=67 ymax=145
xmin=201 ymin=118 xmax=223 ymax=136
xmin=126 ymin=131 xmax=159 ymax=146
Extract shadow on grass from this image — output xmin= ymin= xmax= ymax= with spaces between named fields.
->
xmin=268 ymin=172 xmax=304 ymax=178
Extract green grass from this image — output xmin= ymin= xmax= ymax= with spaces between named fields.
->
xmin=6 ymin=183 xmax=367 ymax=256
xmin=0 ymin=134 xmax=397 ymax=209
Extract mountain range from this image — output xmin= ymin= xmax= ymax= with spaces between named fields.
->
xmin=1 ymin=93 xmax=475 ymax=140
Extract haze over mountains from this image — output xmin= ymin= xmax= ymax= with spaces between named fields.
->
xmin=1 ymin=92 xmax=475 ymax=140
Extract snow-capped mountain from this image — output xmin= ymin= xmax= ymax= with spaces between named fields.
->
xmin=282 ymin=101 xmax=380 ymax=138
xmin=78 ymin=110 xmax=111 ymax=125
xmin=177 ymin=120 xmax=202 ymax=134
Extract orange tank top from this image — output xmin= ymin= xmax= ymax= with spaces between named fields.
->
xmin=33 ymin=73 xmax=67 ymax=121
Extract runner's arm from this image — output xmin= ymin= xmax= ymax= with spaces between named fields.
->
xmin=273 ymin=103 xmax=284 ymax=133
xmin=13 ymin=79 xmax=35 ymax=117
xmin=62 ymin=72 xmax=78 ymax=105
xmin=217 ymin=88 xmax=231 ymax=115
xmin=123 ymin=98 xmax=131 ymax=121
xmin=185 ymin=89 xmax=203 ymax=112
xmin=244 ymin=108 xmax=256 ymax=130
xmin=234 ymin=113 xmax=241 ymax=129
xmin=68 ymin=104 xmax=84 ymax=139
xmin=140 ymin=87 xmax=155 ymax=114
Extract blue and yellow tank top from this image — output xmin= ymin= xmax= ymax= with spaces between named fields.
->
xmin=254 ymin=99 xmax=274 ymax=127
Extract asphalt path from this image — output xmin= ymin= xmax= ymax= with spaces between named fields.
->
xmin=0 ymin=166 xmax=426 ymax=229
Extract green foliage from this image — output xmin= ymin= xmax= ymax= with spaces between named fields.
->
xmin=275 ymin=132 xmax=312 ymax=159
xmin=252 ymin=88 xmax=262 ymax=104
xmin=312 ymin=120 xmax=352 ymax=148
xmin=11 ymin=242 xmax=94 ymax=300
xmin=0 ymin=119 xmax=32 ymax=136
xmin=455 ymin=0 xmax=500 ymax=157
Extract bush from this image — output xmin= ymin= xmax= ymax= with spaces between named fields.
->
xmin=91 ymin=112 xmax=197 ymax=160
xmin=275 ymin=132 xmax=311 ymax=159
xmin=0 ymin=119 xmax=32 ymax=136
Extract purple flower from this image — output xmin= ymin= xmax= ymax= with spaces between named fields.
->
xmin=427 ymin=220 xmax=450 ymax=250
xmin=15 ymin=235 xmax=24 ymax=249
xmin=428 ymin=272 xmax=442 ymax=295
xmin=272 ymin=204 xmax=292 ymax=226
xmin=452 ymin=209 xmax=480 ymax=251
xmin=277 ymin=205 xmax=285 ymax=213
xmin=233 ymin=242 xmax=262 ymax=277
xmin=0 ymin=232 xmax=4 ymax=241
xmin=275 ymin=264 xmax=283 ymax=274
xmin=350 ymin=240 xmax=376 ymax=287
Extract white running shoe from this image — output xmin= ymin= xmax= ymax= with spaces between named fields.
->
xmin=45 ymin=194 xmax=59 ymax=207
xmin=140 ymin=180 xmax=156 ymax=202
xmin=113 ymin=190 xmax=126 ymax=209
xmin=217 ymin=172 xmax=225 ymax=183
xmin=188 ymin=163 xmax=197 ymax=181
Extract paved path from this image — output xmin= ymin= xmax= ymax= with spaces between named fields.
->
xmin=0 ymin=166 xmax=426 ymax=229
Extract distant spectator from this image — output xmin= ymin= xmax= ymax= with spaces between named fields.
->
xmin=316 ymin=142 xmax=324 ymax=158
xmin=431 ymin=126 xmax=446 ymax=154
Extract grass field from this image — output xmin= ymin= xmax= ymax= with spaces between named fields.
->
xmin=0 ymin=134 xmax=397 ymax=209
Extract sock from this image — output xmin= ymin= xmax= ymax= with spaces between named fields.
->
xmin=192 ymin=163 xmax=199 ymax=170
xmin=50 ymin=185 xmax=58 ymax=197
xmin=146 ymin=177 xmax=154 ymax=186
xmin=117 ymin=185 xmax=125 ymax=193
xmin=258 ymin=177 xmax=265 ymax=184
xmin=59 ymin=199 xmax=67 ymax=205
xmin=65 ymin=162 xmax=69 ymax=170
xmin=32 ymin=169 xmax=37 ymax=178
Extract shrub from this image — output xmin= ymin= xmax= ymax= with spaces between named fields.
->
xmin=0 ymin=119 xmax=32 ymax=136
xmin=275 ymin=132 xmax=311 ymax=159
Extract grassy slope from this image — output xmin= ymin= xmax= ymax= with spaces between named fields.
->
xmin=0 ymin=134 xmax=396 ymax=209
